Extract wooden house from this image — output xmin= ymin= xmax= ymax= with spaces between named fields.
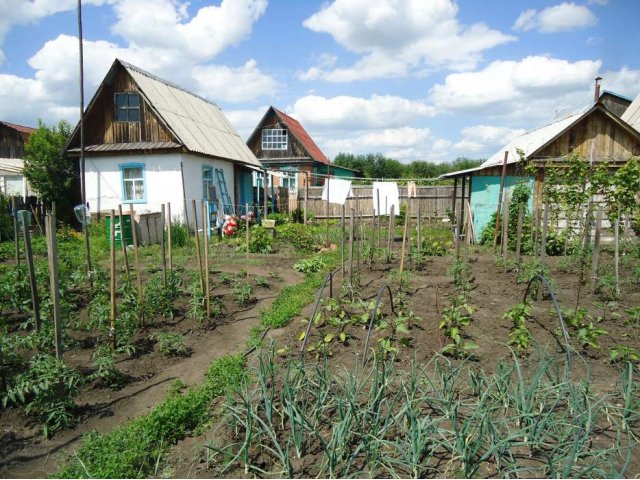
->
xmin=443 ymin=90 xmax=640 ymax=240
xmin=66 ymin=59 xmax=263 ymax=226
xmin=247 ymin=107 xmax=358 ymax=194
xmin=0 ymin=120 xmax=35 ymax=199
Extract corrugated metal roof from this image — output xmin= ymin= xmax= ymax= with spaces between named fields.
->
xmin=68 ymin=141 xmax=181 ymax=153
xmin=0 ymin=158 xmax=25 ymax=174
xmin=273 ymin=108 xmax=330 ymax=165
xmin=0 ymin=121 xmax=35 ymax=136
xmin=621 ymin=92 xmax=640 ymax=133
xmin=480 ymin=109 xmax=587 ymax=169
xmin=119 ymin=60 xmax=262 ymax=169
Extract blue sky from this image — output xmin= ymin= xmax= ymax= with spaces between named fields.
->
xmin=1 ymin=0 xmax=639 ymax=163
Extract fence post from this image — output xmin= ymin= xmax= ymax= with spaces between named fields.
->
xmin=160 ymin=204 xmax=167 ymax=287
xmin=21 ymin=211 xmax=40 ymax=332
xmin=399 ymin=203 xmax=409 ymax=276
xmin=203 ymin=201 xmax=211 ymax=320
xmin=541 ymin=203 xmax=549 ymax=260
xmin=417 ymin=200 xmax=422 ymax=254
xmin=167 ymin=202 xmax=173 ymax=271
xmin=192 ymin=199 xmax=204 ymax=295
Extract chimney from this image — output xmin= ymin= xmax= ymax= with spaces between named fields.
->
xmin=594 ymin=76 xmax=602 ymax=103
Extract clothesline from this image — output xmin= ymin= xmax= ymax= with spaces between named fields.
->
xmin=302 ymin=171 xmax=443 ymax=182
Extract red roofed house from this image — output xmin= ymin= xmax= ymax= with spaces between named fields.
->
xmin=246 ymin=107 xmax=358 ymax=194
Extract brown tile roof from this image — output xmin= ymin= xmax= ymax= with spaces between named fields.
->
xmin=272 ymin=108 xmax=329 ymax=165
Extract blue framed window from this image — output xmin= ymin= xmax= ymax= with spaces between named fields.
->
xmin=119 ymin=163 xmax=146 ymax=203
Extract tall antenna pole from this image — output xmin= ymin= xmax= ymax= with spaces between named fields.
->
xmin=78 ymin=0 xmax=93 ymax=288
xmin=78 ymin=0 xmax=86 ymax=206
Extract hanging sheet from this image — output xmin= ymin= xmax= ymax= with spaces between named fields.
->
xmin=321 ymin=178 xmax=352 ymax=205
xmin=372 ymin=182 xmax=400 ymax=215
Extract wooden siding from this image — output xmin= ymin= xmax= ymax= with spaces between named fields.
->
xmin=534 ymin=109 xmax=640 ymax=161
xmin=0 ymin=125 xmax=27 ymax=158
xmin=77 ymin=64 xmax=174 ymax=147
xmin=601 ymin=94 xmax=631 ymax=118
xmin=247 ymin=110 xmax=310 ymax=161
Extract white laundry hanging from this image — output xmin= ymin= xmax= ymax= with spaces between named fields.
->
xmin=372 ymin=182 xmax=400 ymax=215
xmin=321 ymin=178 xmax=352 ymax=205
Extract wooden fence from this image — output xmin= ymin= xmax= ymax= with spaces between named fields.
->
xmin=297 ymin=185 xmax=457 ymax=219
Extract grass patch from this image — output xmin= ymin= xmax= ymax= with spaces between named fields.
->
xmin=54 ymin=355 xmax=245 ymax=479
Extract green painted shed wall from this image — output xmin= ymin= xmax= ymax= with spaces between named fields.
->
xmin=470 ymin=176 xmax=533 ymax=242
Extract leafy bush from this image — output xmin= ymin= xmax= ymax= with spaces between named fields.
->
xmin=91 ymin=346 xmax=126 ymax=389
xmin=151 ymin=333 xmax=188 ymax=356
xmin=236 ymin=226 xmax=273 ymax=254
xmin=232 ymin=280 xmax=254 ymax=306
xmin=422 ymin=239 xmax=452 ymax=256
xmin=278 ymin=223 xmax=315 ymax=251
xmin=294 ymin=257 xmax=326 ymax=276
xmin=188 ymin=276 xmax=206 ymax=322
xmin=3 ymin=354 xmax=82 ymax=436
xmin=267 ymin=212 xmax=290 ymax=226
xmin=170 ymin=222 xmax=189 ymax=248
xmin=142 ymin=271 xmax=181 ymax=320
xmin=0 ymin=193 xmax=13 ymax=241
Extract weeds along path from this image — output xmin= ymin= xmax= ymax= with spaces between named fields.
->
xmin=0 ymin=263 xmax=303 ymax=478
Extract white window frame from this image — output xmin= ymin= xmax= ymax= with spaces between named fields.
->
xmin=262 ymin=128 xmax=288 ymax=150
xmin=120 ymin=163 xmax=146 ymax=203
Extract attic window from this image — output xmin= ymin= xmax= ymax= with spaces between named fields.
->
xmin=262 ymin=128 xmax=287 ymax=150
xmin=115 ymin=92 xmax=141 ymax=122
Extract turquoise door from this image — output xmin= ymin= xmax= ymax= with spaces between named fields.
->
xmin=238 ymin=170 xmax=254 ymax=211
xmin=470 ymin=176 xmax=533 ymax=242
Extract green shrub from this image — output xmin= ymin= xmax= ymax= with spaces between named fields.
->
xmin=278 ymin=223 xmax=315 ymax=251
xmin=151 ymin=333 xmax=188 ymax=356
xmin=236 ymin=226 xmax=273 ymax=254
xmin=232 ymin=280 xmax=254 ymax=306
xmin=170 ymin=222 xmax=189 ymax=248
xmin=294 ymin=256 xmax=326 ymax=275
xmin=0 ymin=194 xmax=13 ymax=241
xmin=3 ymin=354 xmax=82 ymax=437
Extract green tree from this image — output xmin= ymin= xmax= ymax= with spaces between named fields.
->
xmin=23 ymin=120 xmax=78 ymax=221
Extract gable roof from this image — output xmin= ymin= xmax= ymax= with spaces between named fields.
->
xmin=0 ymin=120 xmax=35 ymax=141
xmin=248 ymin=106 xmax=330 ymax=165
xmin=621 ymin=92 xmax=640 ymax=133
xmin=69 ymin=59 xmax=262 ymax=169
xmin=442 ymin=102 xmax=640 ymax=178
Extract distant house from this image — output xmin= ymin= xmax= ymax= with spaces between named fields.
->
xmin=247 ymin=107 xmax=358 ymax=194
xmin=0 ymin=120 xmax=36 ymax=200
xmin=443 ymin=88 xmax=640 ymax=240
xmin=66 ymin=58 xmax=262 ymax=226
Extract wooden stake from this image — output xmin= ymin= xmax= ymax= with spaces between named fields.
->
xmin=11 ymin=199 xmax=20 ymax=269
xmin=515 ymin=204 xmax=524 ymax=265
xmin=46 ymin=207 xmax=63 ymax=359
xmin=417 ymin=200 xmax=422 ymax=254
xmin=245 ymin=203 xmax=250 ymax=263
xmin=129 ymin=204 xmax=143 ymax=327
xmin=502 ymin=197 xmax=510 ymax=266
xmin=192 ymin=199 xmax=204 ymax=295
xmin=341 ymin=205 xmax=345 ymax=273
xmin=541 ymin=203 xmax=549 ymax=260
xmin=325 ymin=169 xmax=330 ymax=246
xmin=399 ymin=203 xmax=409 ymax=276
xmin=376 ymin=190 xmax=381 ymax=249
xmin=203 ymin=201 xmax=211 ymax=320
xmin=591 ymin=206 xmax=603 ymax=293
xmin=387 ymin=204 xmax=394 ymax=251
xmin=304 ymin=172 xmax=308 ymax=226
xmin=349 ymin=208 xmax=354 ymax=286
xmin=493 ymin=151 xmax=509 ymax=248
xmin=118 ymin=204 xmax=130 ymax=279
xmin=109 ymin=209 xmax=117 ymax=350
xmin=160 ymin=204 xmax=167 ymax=287
xmin=21 ymin=211 xmax=40 ymax=332
xmin=615 ymin=208 xmax=620 ymax=294
xmin=167 ymin=202 xmax=173 ymax=271
xmin=81 ymin=206 xmax=93 ymax=290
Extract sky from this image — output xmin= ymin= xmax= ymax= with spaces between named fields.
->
xmin=0 ymin=0 xmax=639 ymax=163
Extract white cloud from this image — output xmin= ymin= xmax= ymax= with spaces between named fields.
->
xmin=0 ymin=0 xmax=109 ymax=61
xmin=429 ymin=55 xmax=602 ymax=124
xmin=224 ymin=105 xmax=269 ymax=140
xmin=111 ymin=0 xmax=267 ymax=62
xmin=513 ymin=2 xmax=597 ymax=33
xmin=453 ymin=125 xmax=526 ymax=154
xmin=301 ymin=0 xmax=514 ymax=82
xmin=193 ymin=59 xmax=278 ymax=103
xmin=599 ymin=67 xmax=640 ymax=98
xmin=289 ymin=94 xmax=435 ymax=131
xmin=0 ymin=0 xmax=273 ymax=126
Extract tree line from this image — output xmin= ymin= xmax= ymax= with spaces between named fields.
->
xmin=333 ymin=152 xmax=483 ymax=180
